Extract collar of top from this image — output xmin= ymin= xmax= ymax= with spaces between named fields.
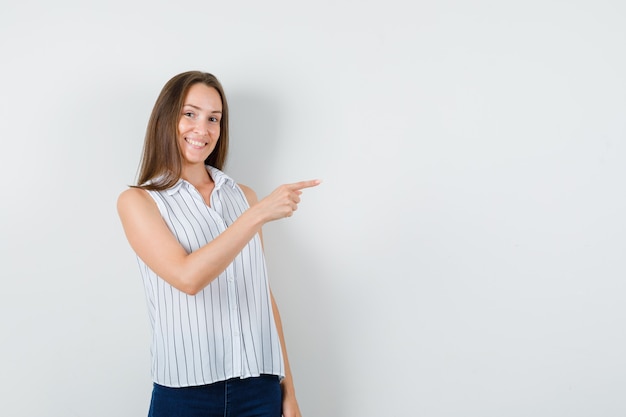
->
xmin=166 ymin=165 xmax=237 ymax=195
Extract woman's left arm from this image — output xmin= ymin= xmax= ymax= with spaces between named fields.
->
xmin=240 ymin=183 xmax=302 ymax=417
xmin=271 ymin=291 xmax=302 ymax=417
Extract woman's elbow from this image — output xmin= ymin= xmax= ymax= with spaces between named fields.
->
xmin=175 ymin=276 xmax=205 ymax=296
xmin=163 ymin=262 xmax=219 ymax=295
xmin=173 ymin=268 xmax=216 ymax=296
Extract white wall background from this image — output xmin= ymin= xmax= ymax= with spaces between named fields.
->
xmin=1 ymin=1 xmax=625 ymax=416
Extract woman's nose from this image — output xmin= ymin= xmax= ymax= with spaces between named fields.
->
xmin=194 ymin=120 xmax=209 ymax=135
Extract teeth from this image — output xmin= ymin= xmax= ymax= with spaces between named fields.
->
xmin=186 ymin=138 xmax=206 ymax=147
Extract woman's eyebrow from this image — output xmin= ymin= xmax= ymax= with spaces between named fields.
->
xmin=183 ymin=103 xmax=222 ymax=113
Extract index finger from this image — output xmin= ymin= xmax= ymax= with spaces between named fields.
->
xmin=288 ymin=179 xmax=322 ymax=191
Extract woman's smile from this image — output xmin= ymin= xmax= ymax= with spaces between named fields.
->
xmin=185 ymin=137 xmax=208 ymax=148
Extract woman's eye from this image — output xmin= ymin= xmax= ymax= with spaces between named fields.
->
xmin=184 ymin=112 xmax=194 ymax=118
xmin=209 ymin=116 xmax=219 ymax=123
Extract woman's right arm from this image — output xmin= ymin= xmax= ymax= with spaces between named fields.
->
xmin=116 ymin=180 xmax=319 ymax=295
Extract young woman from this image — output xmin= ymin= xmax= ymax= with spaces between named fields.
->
xmin=117 ymin=71 xmax=319 ymax=417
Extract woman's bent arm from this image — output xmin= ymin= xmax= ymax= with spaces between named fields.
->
xmin=117 ymin=180 xmax=319 ymax=295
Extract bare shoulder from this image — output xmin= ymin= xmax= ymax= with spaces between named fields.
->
xmin=116 ymin=187 xmax=169 ymax=254
xmin=117 ymin=187 xmax=155 ymax=216
xmin=238 ymin=183 xmax=259 ymax=206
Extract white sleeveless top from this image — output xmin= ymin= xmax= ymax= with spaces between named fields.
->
xmin=137 ymin=166 xmax=284 ymax=387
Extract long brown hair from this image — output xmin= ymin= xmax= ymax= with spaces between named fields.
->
xmin=136 ymin=71 xmax=229 ymax=190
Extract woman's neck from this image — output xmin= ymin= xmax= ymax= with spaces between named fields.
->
xmin=181 ymin=163 xmax=213 ymax=187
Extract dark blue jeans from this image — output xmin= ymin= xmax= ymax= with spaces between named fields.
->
xmin=148 ymin=375 xmax=282 ymax=417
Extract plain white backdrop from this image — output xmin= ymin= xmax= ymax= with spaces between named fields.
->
xmin=1 ymin=1 xmax=625 ymax=416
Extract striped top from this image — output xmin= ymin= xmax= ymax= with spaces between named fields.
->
xmin=137 ymin=166 xmax=284 ymax=388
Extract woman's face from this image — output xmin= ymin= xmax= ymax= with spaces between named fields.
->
xmin=177 ymin=83 xmax=222 ymax=167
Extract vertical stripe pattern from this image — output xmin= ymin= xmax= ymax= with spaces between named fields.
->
xmin=137 ymin=166 xmax=284 ymax=388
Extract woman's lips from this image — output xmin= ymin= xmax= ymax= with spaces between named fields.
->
xmin=185 ymin=137 xmax=207 ymax=147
